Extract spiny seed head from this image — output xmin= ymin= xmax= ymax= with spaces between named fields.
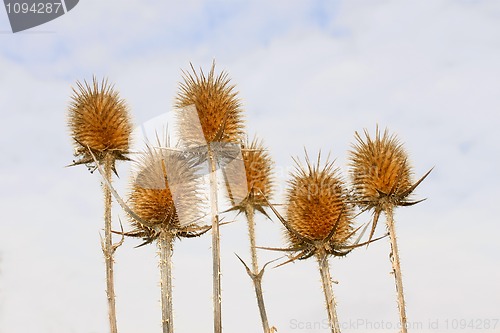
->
xmin=225 ymin=137 xmax=274 ymax=212
xmin=286 ymin=154 xmax=353 ymax=249
xmin=68 ymin=77 xmax=132 ymax=167
xmin=242 ymin=137 xmax=274 ymax=207
xmin=349 ymin=127 xmax=413 ymax=208
xmin=175 ymin=63 xmax=245 ymax=144
xmin=128 ymin=145 xmax=202 ymax=236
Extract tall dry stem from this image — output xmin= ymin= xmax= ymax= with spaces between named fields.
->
xmin=385 ymin=205 xmax=407 ymax=333
xmin=159 ymin=230 xmax=174 ymax=333
xmin=208 ymin=146 xmax=222 ymax=333
xmin=245 ymin=205 xmax=270 ymax=333
xmin=176 ymin=63 xmax=245 ymax=333
xmin=225 ymin=137 xmax=274 ymax=333
xmin=349 ymin=127 xmax=431 ymax=333
xmin=67 ymin=77 xmax=132 ymax=333
xmin=103 ymin=153 xmax=118 ymax=333
xmin=317 ymin=251 xmax=340 ymax=333
xmin=124 ymin=143 xmax=205 ymax=333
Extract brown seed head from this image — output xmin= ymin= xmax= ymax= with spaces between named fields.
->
xmin=242 ymin=137 xmax=274 ymax=207
xmin=225 ymin=137 xmax=274 ymax=212
xmin=128 ymin=145 xmax=202 ymax=237
xmin=175 ymin=63 xmax=245 ymax=145
xmin=286 ymin=154 xmax=353 ymax=250
xmin=68 ymin=77 xmax=132 ymax=167
xmin=349 ymin=127 xmax=413 ymax=209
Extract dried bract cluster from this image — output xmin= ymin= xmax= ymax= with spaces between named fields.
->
xmin=286 ymin=155 xmax=353 ymax=255
xmin=128 ymin=145 xmax=204 ymax=242
xmin=348 ymin=127 xmax=431 ymax=240
xmin=175 ymin=63 xmax=245 ymax=145
xmin=349 ymin=128 xmax=413 ymax=209
xmin=243 ymin=138 xmax=274 ymax=205
xmin=227 ymin=137 xmax=274 ymax=213
xmin=68 ymin=77 xmax=132 ymax=170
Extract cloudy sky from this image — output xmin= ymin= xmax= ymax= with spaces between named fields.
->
xmin=1 ymin=1 xmax=499 ymax=333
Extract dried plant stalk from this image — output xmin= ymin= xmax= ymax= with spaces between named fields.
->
xmin=126 ymin=143 xmax=204 ymax=333
xmin=280 ymin=153 xmax=355 ymax=333
xmin=385 ymin=205 xmax=407 ymax=333
xmin=317 ymin=251 xmax=340 ymax=333
xmin=245 ymin=205 xmax=270 ymax=333
xmin=176 ymin=63 xmax=245 ymax=333
xmin=349 ymin=127 xmax=431 ymax=333
xmin=208 ymin=148 xmax=222 ymax=333
xmin=102 ymin=153 xmax=118 ymax=333
xmin=225 ymin=137 xmax=274 ymax=333
xmin=159 ymin=230 xmax=174 ymax=333
xmin=67 ymin=77 xmax=132 ymax=333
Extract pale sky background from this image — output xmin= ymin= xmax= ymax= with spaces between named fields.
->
xmin=0 ymin=1 xmax=499 ymax=333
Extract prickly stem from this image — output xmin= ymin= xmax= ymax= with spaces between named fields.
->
xmin=385 ymin=205 xmax=408 ymax=333
xmin=317 ymin=251 xmax=341 ymax=333
xmin=103 ymin=153 xmax=118 ymax=333
xmin=208 ymin=145 xmax=222 ymax=333
xmin=159 ymin=230 xmax=174 ymax=333
xmin=245 ymin=205 xmax=271 ymax=333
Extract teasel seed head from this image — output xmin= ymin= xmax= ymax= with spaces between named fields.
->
xmin=225 ymin=136 xmax=274 ymax=214
xmin=349 ymin=126 xmax=432 ymax=241
xmin=127 ymin=144 xmax=203 ymax=242
xmin=349 ymin=127 xmax=413 ymax=209
xmin=243 ymin=137 xmax=274 ymax=207
xmin=175 ymin=62 xmax=245 ymax=145
xmin=286 ymin=153 xmax=353 ymax=252
xmin=68 ymin=77 xmax=132 ymax=171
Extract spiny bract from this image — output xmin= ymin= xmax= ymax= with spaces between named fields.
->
xmin=68 ymin=77 xmax=132 ymax=168
xmin=175 ymin=63 xmax=245 ymax=145
xmin=286 ymin=155 xmax=353 ymax=250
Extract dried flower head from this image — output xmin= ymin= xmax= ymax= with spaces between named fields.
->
xmin=349 ymin=128 xmax=413 ymax=207
xmin=127 ymin=144 xmax=205 ymax=244
xmin=349 ymin=127 xmax=432 ymax=240
xmin=225 ymin=137 xmax=274 ymax=214
xmin=175 ymin=63 xmax=245 ymax=145
xmin=278 ymin=153 xmax=355 ymax=261
xmin=68 ymin=77 xmax=132 ymax=170
xmin=242 ymin=137 xmax=274 ymax=206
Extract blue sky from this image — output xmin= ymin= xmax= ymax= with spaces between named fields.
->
xmin=0 ymin=1 xmax=499 ymax=333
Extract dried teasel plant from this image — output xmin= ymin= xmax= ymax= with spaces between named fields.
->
xmin=68 ymin=77 xmax=132 ymax=173
xmin=263 ymin=152 xmax=378 ymax=333
xmin=127 ymin=142 xmax=208 ymax=333
xmin=89 ymin=137 xmax=209 ymax=333
xmin=175 ymin=62 xmax=245 ymax=333
xmin=67 ymin=77 xmax=132 ymax=333
xmin=349 ymin=127 xmax=432 ymax=333
xmin=225 ymin=137 xmax=275 ymax=333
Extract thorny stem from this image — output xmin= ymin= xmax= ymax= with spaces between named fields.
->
xmin=208 ymin=145 xmax=222 ymax=333
xmin=245 ymin=205 xmax=271 ymax=333
xmin=317 ymin=251 xmax=341 ymax=333
xmin=103 ymin=153 xmax=118 ymax=333
xmin=246 ymin=205 xmax=259 ymax=274
xmin=385 ymin=205 xmax=408 ymax=333
xmin=159 ymin=230 xmax=174 ymax=333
